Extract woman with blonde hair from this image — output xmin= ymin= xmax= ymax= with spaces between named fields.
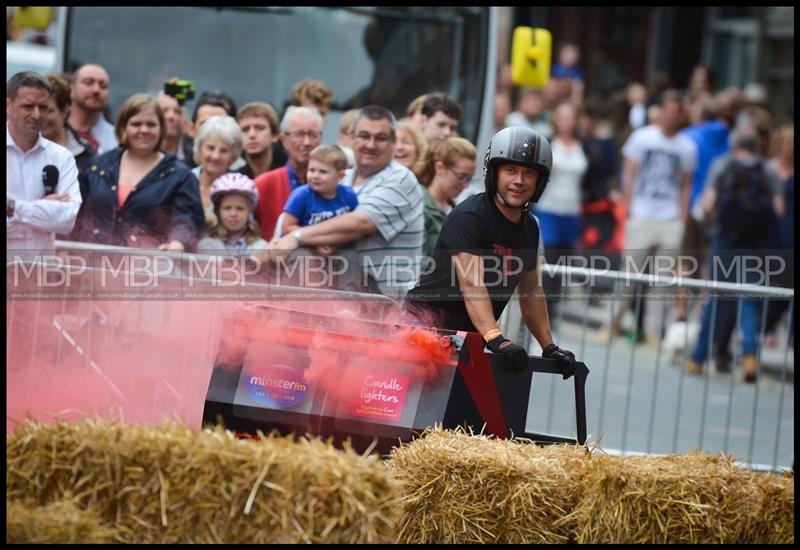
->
xmin=413 ymin=136 xmax=477 ymax=257
xmin=534 ymin=101 xmax=588 ymax=318
xmin=393 ymin=120 xmax=427 ymax=170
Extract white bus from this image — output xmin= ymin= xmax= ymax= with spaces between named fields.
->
xmin=54 ymin=6 xmax=501 ymax=178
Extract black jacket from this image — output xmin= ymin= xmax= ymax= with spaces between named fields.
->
xmin=73 ymin=148 xmax=204 ymax=249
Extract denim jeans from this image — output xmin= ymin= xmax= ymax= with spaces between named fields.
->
xmin=690 ymin=235 xmax=763 ymax=363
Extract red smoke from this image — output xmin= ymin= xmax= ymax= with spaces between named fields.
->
xmin=7 ymin=293 xmax=455 ymax=434
xmin=6 ymin=299 xmax=228 ymax=433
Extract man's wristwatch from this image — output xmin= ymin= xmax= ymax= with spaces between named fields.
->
xmin=291 ymin=229 xmax=304 ymax=246
xmin=7 ymin=199 xmax=16 ymax=218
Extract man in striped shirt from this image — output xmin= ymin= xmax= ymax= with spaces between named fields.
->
xmin=261 ymin=105 xmax=423 ymax=297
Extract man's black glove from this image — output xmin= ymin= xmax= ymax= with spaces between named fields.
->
xmin=486 ymin=335 xmax=529 ymax=372
xmin=542 ymin=344 xmax=576 ymax=379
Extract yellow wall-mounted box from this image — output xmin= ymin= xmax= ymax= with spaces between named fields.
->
xmin=511 ymin=27 xmax=552 ymax=88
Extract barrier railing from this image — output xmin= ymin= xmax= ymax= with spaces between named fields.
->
xmin=500 ymin=261 xmax=794 ymax=472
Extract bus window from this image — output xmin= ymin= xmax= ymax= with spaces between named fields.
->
xmin=62 ymin=7 xmax=489 ymax=143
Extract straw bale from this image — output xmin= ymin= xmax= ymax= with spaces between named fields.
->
xmin=565 ymin=451 xmax=775 ymax=544
xmin=387 ymin=426 xmax=590 ymax=544
xmin=7 ymin=498 xmax=117 ymax=543
xmin=6 ymin=418 xmax=401 ymax=544
xmin=747 ymin=471 xmax=794 ymax=544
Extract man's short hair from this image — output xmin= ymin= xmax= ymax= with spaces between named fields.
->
xmin=192 ymin=90 xmax=237 ymax=123
xmin=731 ymin=124 xmax=760 ymax=153
xmin=291 ymin=78 xmax=334 ymax=110
xmin=519 ymin=86 xmax=544 ymax=100
xmin=115 ymin=93 xmax=166 ymax=151
xmin=310 ymin=144 xmax=348 ymax=172
xmin=46 ymin=73 xmax=72 ymax=112
xmin=7 ymin=71 xmax=53 ymax=99
xmin=421 ymin=92 xmax=462 ymax=121
xmin=70 ymin=63 xmax=108 ymax=86
xmin=237 ymin=101 xmax=280 ymax=135
xmin=280 ymin=106 xmax=323 ymax=134
xmin=660 ymin=88 xmax=684 ymax=109
xmin=353 ymin=105 xmax=397 ymax=137
xmin=692 ymin=96 xmax=719 ymax=122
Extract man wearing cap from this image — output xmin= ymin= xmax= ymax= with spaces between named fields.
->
xmin=404 ymin=126 xmax=578 ymax=375
xmin=737 ymin=82 xmax=773 ymax=157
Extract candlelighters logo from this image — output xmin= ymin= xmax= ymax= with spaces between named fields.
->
xmin=245 ymin=363 xmax=309 ymax=408
xmin=350 ymin=374 xmax=410 ymax=421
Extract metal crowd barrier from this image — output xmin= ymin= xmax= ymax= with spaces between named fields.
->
xmin=6 ymin=242 xmax=397 ymax=432
xmin=500 ymin=261 xmax=794 ymax=472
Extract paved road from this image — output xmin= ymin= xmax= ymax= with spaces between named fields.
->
xmin=518 ymin=298 xmax=794 ymax=471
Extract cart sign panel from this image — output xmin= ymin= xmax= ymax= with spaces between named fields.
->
xmin=244 ymin=363 xmax=309 ymax=409
xmin=350 ymin=374 xmax=410 ymax=421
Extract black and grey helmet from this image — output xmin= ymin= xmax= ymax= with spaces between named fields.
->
xmin=483 ymin=126 xmax=553 ymax=208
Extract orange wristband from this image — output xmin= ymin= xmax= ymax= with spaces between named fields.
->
xmin=483 ymin=328 xmax=502 ymax=341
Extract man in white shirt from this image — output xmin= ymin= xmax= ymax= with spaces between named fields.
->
xmin=7 ymin=71 xmax=81 ymax=258
xmin=66 ymin=63 xmax=118 ymax=154
xmin=604 ymin=89 xmax=697 ymax=343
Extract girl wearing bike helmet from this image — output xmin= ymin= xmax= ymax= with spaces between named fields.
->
xmin=197 ymin=173 xmax=268 ymax=253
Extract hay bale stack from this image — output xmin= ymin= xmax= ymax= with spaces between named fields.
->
xmin=566 ymin=451 xmax=777 ymax=544
xmin=748 ymin=471 xmax=794 ymax=544
xmin=6 ymin=418 xmax=401 ymax=544
xmin=7 ymin=499 xmax=117 ymax=543
xmin=387 ymin=427 xmax=590 ymax=544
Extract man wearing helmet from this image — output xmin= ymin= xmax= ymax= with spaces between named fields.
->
xmin=405 ymin=126 xmax=577 ymax=374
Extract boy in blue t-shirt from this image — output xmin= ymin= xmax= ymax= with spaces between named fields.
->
xmin=280 ymin=144 xmax=358 ymax=255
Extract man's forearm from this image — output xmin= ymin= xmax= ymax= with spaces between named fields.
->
xmin=520 ymin=290 xmax=554 ymax=349
xmin=622 ymin=159 xmax=637 ymax=205
xmin=13 ymin=199 xmax=80 ymax=235
xmin=294 ymin=211 xmax=375 ymax=247
xmin=680 ymin=173 xmax=691 ymax=221
xmin=462 ymin=283 xmax=501 ymax=337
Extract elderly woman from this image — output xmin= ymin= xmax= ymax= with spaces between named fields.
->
xmin=73 ymin=93 xmax=204 ymax=250
xmin=393 ymin=120 xmax=427 ymax=171
xmin=191 ymin=114 xmax=242 ymax=228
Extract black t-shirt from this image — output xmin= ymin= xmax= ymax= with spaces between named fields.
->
xmin=405 ymin=192 xmax=541 ymax=332
xmin=236 ymin=163 xmax=255 ymax=178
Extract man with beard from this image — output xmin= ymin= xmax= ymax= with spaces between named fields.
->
xmin=67 ymin=63 xmax=117 ymax=154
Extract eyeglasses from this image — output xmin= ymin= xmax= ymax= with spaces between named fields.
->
xmin=449 ymin=168 xmax=473 ymax=184
xmin=354 ymin=132 xmax=392 ymax=145
xmin=285 ymin=130 xmax=322 ymax=141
